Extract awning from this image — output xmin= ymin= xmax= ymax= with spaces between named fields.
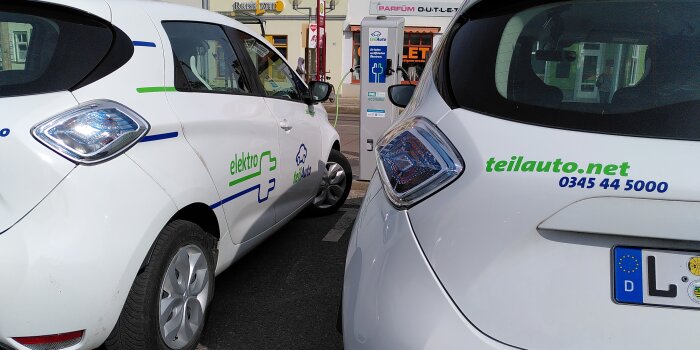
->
xmin=349 ymin=25 xmax=440 ymax=33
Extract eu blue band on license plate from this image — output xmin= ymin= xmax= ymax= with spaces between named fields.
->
xmin=613 ymin=246 xmax=700 ymax=310
xmin=614 ymin=247 xmax=644 ymax=304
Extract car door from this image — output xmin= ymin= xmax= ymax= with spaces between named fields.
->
xmin=236 ymin=31 xmax=322 ymax=221
xmin=160 ymin=21 xmax=280 ymax=244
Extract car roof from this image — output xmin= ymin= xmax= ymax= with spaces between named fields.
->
xmin=34 ymin=0 xmax=259 ymax=39
xmin=34 ymin=0 xmax=302 ymax=84
xmin=34 ymin=0 xmax=112 ymax=21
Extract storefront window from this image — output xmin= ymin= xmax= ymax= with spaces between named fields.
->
xmin=402 ymin=32 xmax=433 ymax=83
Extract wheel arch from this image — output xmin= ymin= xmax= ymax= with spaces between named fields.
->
xmin=138 ymin=202 xmax=220 ymax=274
xmin=170 ymin=203 xmax=221 ymax=240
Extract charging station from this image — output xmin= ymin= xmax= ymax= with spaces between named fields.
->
xmin=359 ymin=16 xmax=405 ymax=181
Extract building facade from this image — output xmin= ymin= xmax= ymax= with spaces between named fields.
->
xmin=163 ymin=0 xmax=464 ymax=96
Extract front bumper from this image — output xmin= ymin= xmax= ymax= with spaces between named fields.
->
xmin=0 ymin=156 xmax=176 ymax=350
xmin=342 ymin=174 xmax=516 ymax=350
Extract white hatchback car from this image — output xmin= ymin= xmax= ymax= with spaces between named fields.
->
xmin=0 ymin=1 xmax=351 ymax=349
xmin=343 ymin=0 xmax=700 ymax=349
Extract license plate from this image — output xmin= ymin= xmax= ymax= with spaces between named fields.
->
xmin=613 ymin=246 xmax=700 ymax=309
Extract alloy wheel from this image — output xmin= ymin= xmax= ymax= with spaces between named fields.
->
xmin=159 ymin=244 xmax=210 ymax=349
xmin=314 ymin=161 xmax=347 ymax=209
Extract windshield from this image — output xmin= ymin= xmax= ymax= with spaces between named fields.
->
xmin=442 ymin=0 xmax=700 ymax=140
xmin=0 ymin=2 xmax=113 ymax=98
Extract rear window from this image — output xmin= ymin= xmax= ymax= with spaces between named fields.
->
xmin=0 ymin=2 xmax=114 ymax=98
xmin=443 ymin=0 xmax=700 ymax=140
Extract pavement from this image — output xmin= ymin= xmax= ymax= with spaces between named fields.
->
xmin=328 ymin=113 xmax=360 ymax=177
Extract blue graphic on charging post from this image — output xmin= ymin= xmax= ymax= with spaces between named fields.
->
xmin=368 ymin=29 xmax=388 ymax=83
xmin=614 ymin=247 xmax=643 ymax=304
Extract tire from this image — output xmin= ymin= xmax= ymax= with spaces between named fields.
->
xmin=308 ymin=149 xmax=352 ymax=216
xmin=106 ymin=220 xmax=217 ymax=350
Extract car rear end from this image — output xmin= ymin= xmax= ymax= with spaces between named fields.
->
xmin=344 ymin=1 xmax=700 ymax=349
xmin=0 ymin=1 xmax=179 ymax=349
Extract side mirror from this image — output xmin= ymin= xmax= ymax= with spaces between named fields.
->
xmin=305 ymin=81 xmax=333 ymax=104
xmin=388 ymin=84 xmax=416 ymax=108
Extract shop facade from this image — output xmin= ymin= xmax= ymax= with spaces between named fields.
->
xmin=342 ymin=0 xmax=463 ymax=96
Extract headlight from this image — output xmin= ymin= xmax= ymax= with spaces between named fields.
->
xmin=32 ymin=100 xmax=149 ymax=165
xmin=376 ymin=116 xmax=463 ymax=208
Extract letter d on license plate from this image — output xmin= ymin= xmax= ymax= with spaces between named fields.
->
xmin=613 ymin=246 xmax=700 ymax=310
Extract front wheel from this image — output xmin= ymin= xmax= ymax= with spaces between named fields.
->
xmin=309 ymin=149 xmax=352 ymax=216
xmin=106 ymin=220 xmax=216 ymax=350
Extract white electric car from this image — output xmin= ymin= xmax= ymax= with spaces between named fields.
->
xmin=343 ymin=0 xmax=700 ymax=349
xmin=0 ymin=1 xmax=351 ymax=349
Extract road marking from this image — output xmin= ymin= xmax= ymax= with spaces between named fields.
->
xmin=323 ymin=208 xmax=359 ymax=242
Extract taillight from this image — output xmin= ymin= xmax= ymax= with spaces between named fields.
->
xmin=32 ymin=100 xmax=149 ymax=165
xmin=376 ymin=116 xmax=463 ymax=208
xmin=12 ymin=330 xmax=84 ymax=350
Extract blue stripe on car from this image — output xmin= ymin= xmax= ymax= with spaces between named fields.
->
xmin=140 ymin=132 xmax=179 ymax=142
xmin=211 ymin=179 xmax=277 ymax=209
xmin=133 ymin=41 xmax=156 ymax=47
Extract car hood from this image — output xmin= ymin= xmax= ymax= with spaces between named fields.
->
xmin=0 ymin=92 xmax=78 ymax=233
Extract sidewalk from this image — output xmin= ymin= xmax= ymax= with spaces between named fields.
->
xmin=327 ymin=113 xmax=360 ymax=180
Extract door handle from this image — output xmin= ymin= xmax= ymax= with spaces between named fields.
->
xmin=280 ymin=119 xmax=293 ymax=132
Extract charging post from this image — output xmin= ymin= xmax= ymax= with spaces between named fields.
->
xmin=359 ymin=16 xmax=405 ymax=181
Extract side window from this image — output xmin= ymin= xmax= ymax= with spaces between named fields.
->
xmin=238 ymin=31 xmax=306 ymax=101
xmin=162 ymin=22 xmax=250 ymax=94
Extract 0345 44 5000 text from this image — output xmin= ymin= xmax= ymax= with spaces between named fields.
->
xmin=558 ymin=177 xmax=669 ymax=193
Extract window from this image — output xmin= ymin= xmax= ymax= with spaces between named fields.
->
xmin=239 ymin=31 xmax=306 ymax=101
xmin=402 ymin=32 xmax=433 ymax=83
xmin=441 ymin=0 xmax=700 ymax=140
xmin=0 ymin=3 xmax=116 ymax=97
xmin=163 ymin=22 xmax=251 ymax=94
xmin=13 ymin=31 xmax=28 ymax=62
xmin=265 ymin=35 xmax=288 ymax=59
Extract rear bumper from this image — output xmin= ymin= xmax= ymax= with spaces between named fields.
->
xmin=0 ymin=156 xmax=176 ymax=350
xmin=342 ymin=175 xmax=516 ymax=350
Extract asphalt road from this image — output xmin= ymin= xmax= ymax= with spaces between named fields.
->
xmin=197 ymin=184 xmax=366 ymax=350
xmin=98 ymin=114 xmax=362 ymax=350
